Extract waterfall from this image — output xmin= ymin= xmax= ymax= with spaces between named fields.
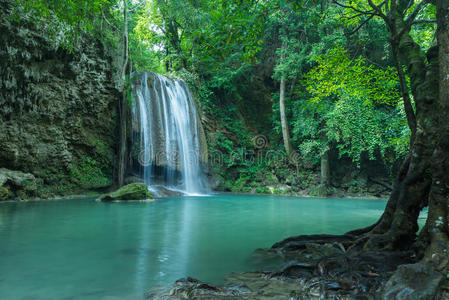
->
xmin=131 ymin=72 xmax=209 ymax=195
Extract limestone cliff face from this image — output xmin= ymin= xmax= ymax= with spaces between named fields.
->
xmin=0 ymin=1 xmax=121 ymax=199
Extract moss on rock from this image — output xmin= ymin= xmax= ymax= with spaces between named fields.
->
xmin=99 ymin=183 xmax=153 ymax=201
xmin=0 ymin=5 xmax=119 ymax=200
xmin=0 ymin=187 xmax=9 ymax=200
xmin=0 ymin=168 xmax=37 ymax=200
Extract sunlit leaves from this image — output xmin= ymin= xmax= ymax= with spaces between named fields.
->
xmin=294 ymin=46 xmax=409 ymax=164
xmin=327 ymin=95 xmax=398 ymax=163
xmin=306 ymin=46 xmax=400 ymax=105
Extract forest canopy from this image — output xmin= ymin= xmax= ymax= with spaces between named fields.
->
xmin=13 ymin=0 xmax=436 ymax=182
xmin=11 ymin=0 xmax=439 ymax=184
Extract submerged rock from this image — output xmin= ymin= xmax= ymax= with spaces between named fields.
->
xmin=145 ymin=275 xmax=304 ymax=300
xmin=149 ymin=186 xmax=184 ymax=197
xmin=146 ymin=233 xmax=426 ymax=299
xmin=98 ymin=183 xmax=153 ymax=201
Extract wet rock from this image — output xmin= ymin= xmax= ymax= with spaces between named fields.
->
xmin=270 ymin=262 xmax=314 ymax=280
xmin=272 ymin=234 xmax=356 ymax=252
xmin=0 ymin=168 xmax=36 ymax=189
xmin=144 ymin=229 xmax=427 ymax=299
xmin=209 ymin=173 xmax=225 ymax=190
xmin=151 ymin=186 xmax=184 ymax=197
xmin=222 ymin=236 xmax=417 ymax=299
xmin=225 ymin=272 xmax=306 ymax=299
xmin=145 ymin=277 xmax=247 ymax=300
xmin=0 ymin=168 xmax=37 ymax=200
xmin=98 ymin=183 xmax=153 ymax=201
xmin=309 ymin=184 xmax=332 ymax=197
xmin=0 ymin=187 xmax=9 ymax=200
xmin=249 ymin=248 xmax=285 ymax=270
xmin=305 ymin=243 xmax=345 ymax=258
xmin=0 ymin=2 xmax=120 ymax=199
xmin=381 ymin=263 xmax=445 ymax=300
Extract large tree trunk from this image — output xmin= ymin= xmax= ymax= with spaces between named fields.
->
xmin=350 ymin=20 xmax=438 ymax=251
xmin=421 ymin=0 xmax=449 ymax=269
xmin=379 ymin=7 xmax=449 ymax=296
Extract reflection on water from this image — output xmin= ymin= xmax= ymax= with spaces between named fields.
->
xmin=0 ymin=194 xmax=387 ymax=299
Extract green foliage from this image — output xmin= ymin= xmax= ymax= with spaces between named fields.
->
xmin=326 ymin=95 xmax=396 ymax=162
xmin=134 ymin=0 xmax=267 ymax=73
xmin=306 ymin=47 xmax=400 ymax=106
xmin=255 ymin=187 xmax=270 ymax=194
xmin=292 ymin=46 xmax=409 ymax=165
xmin=271 ymin=4 xmax=345 ymax=82
xmin=232 ymin=176 xmax=250 ymax=193
xmin=14 ymin=0 xmax=113 ymax=50
xmin=21 ymin=0 xmax=108 ymax=28
xmin=70 ymin=157 xmax=111 ymax=189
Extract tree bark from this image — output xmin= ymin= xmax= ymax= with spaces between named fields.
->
xmin=279 ymin=43 xmax=293 ymax=158
xmin=352 ymin=12 xmax=438 ymax=251
xmin=320 ymin=143 xmax=330 ymax=187
xmin=321 ymin=0 xmax=448 ymax=296
xmin=420 ymin=0 xmax=449 ymax=269
xmin=391 ymin=42 xmax=416 ymax=145
xmin=279 ymin=77 xmax=293 ymax=157
xmin=362 ymin=41 xmax=437 ymax=251
xmin=378 ymin=5 xmax=449 ymax=296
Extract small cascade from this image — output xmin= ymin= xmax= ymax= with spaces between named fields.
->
xmin=131 ymin=72 xmax=209 ymax=195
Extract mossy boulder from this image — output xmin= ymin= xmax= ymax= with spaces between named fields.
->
xmin=0 ymin=187 xmax=9 ymax=200
xmin=0 ymin=168 xmax=37 ymax=200
xmin=99 ymin=183 xmax=153 ymax=201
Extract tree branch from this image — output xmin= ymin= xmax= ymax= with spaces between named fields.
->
xmin=405 ymin=0 xmax=431 ymax=25
xmin=392 ymin=48 xmax=417 ymax=142
xmin=101 ymin=7 xmax=119 ymax=32
xmin=333 ymin=0 xmax=377 ymax=16
xmin=349 ymin=14 xmax=375 ymax=35
xmin=412 ymin=19 xmax=437 ymax=24
xmin=398 ymin=0 xmax=432 ymax=37
xmin=404 ymin=0 xmax=415 ymax=14
xmin=367 ymin=0 xmax=387 ymax=19
xmin=344 ymin=12 xmax=369 ymax=20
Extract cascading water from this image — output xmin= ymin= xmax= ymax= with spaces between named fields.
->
xmin=131 ymin=72 xmax=209 ymax=195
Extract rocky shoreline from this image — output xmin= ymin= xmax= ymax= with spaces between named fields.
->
xmin=145 ymin=234 xmax=449 ymax=299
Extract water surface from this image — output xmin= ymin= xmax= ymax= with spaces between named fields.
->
xmin=0 ymin=194 xmax=386 ymax=299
